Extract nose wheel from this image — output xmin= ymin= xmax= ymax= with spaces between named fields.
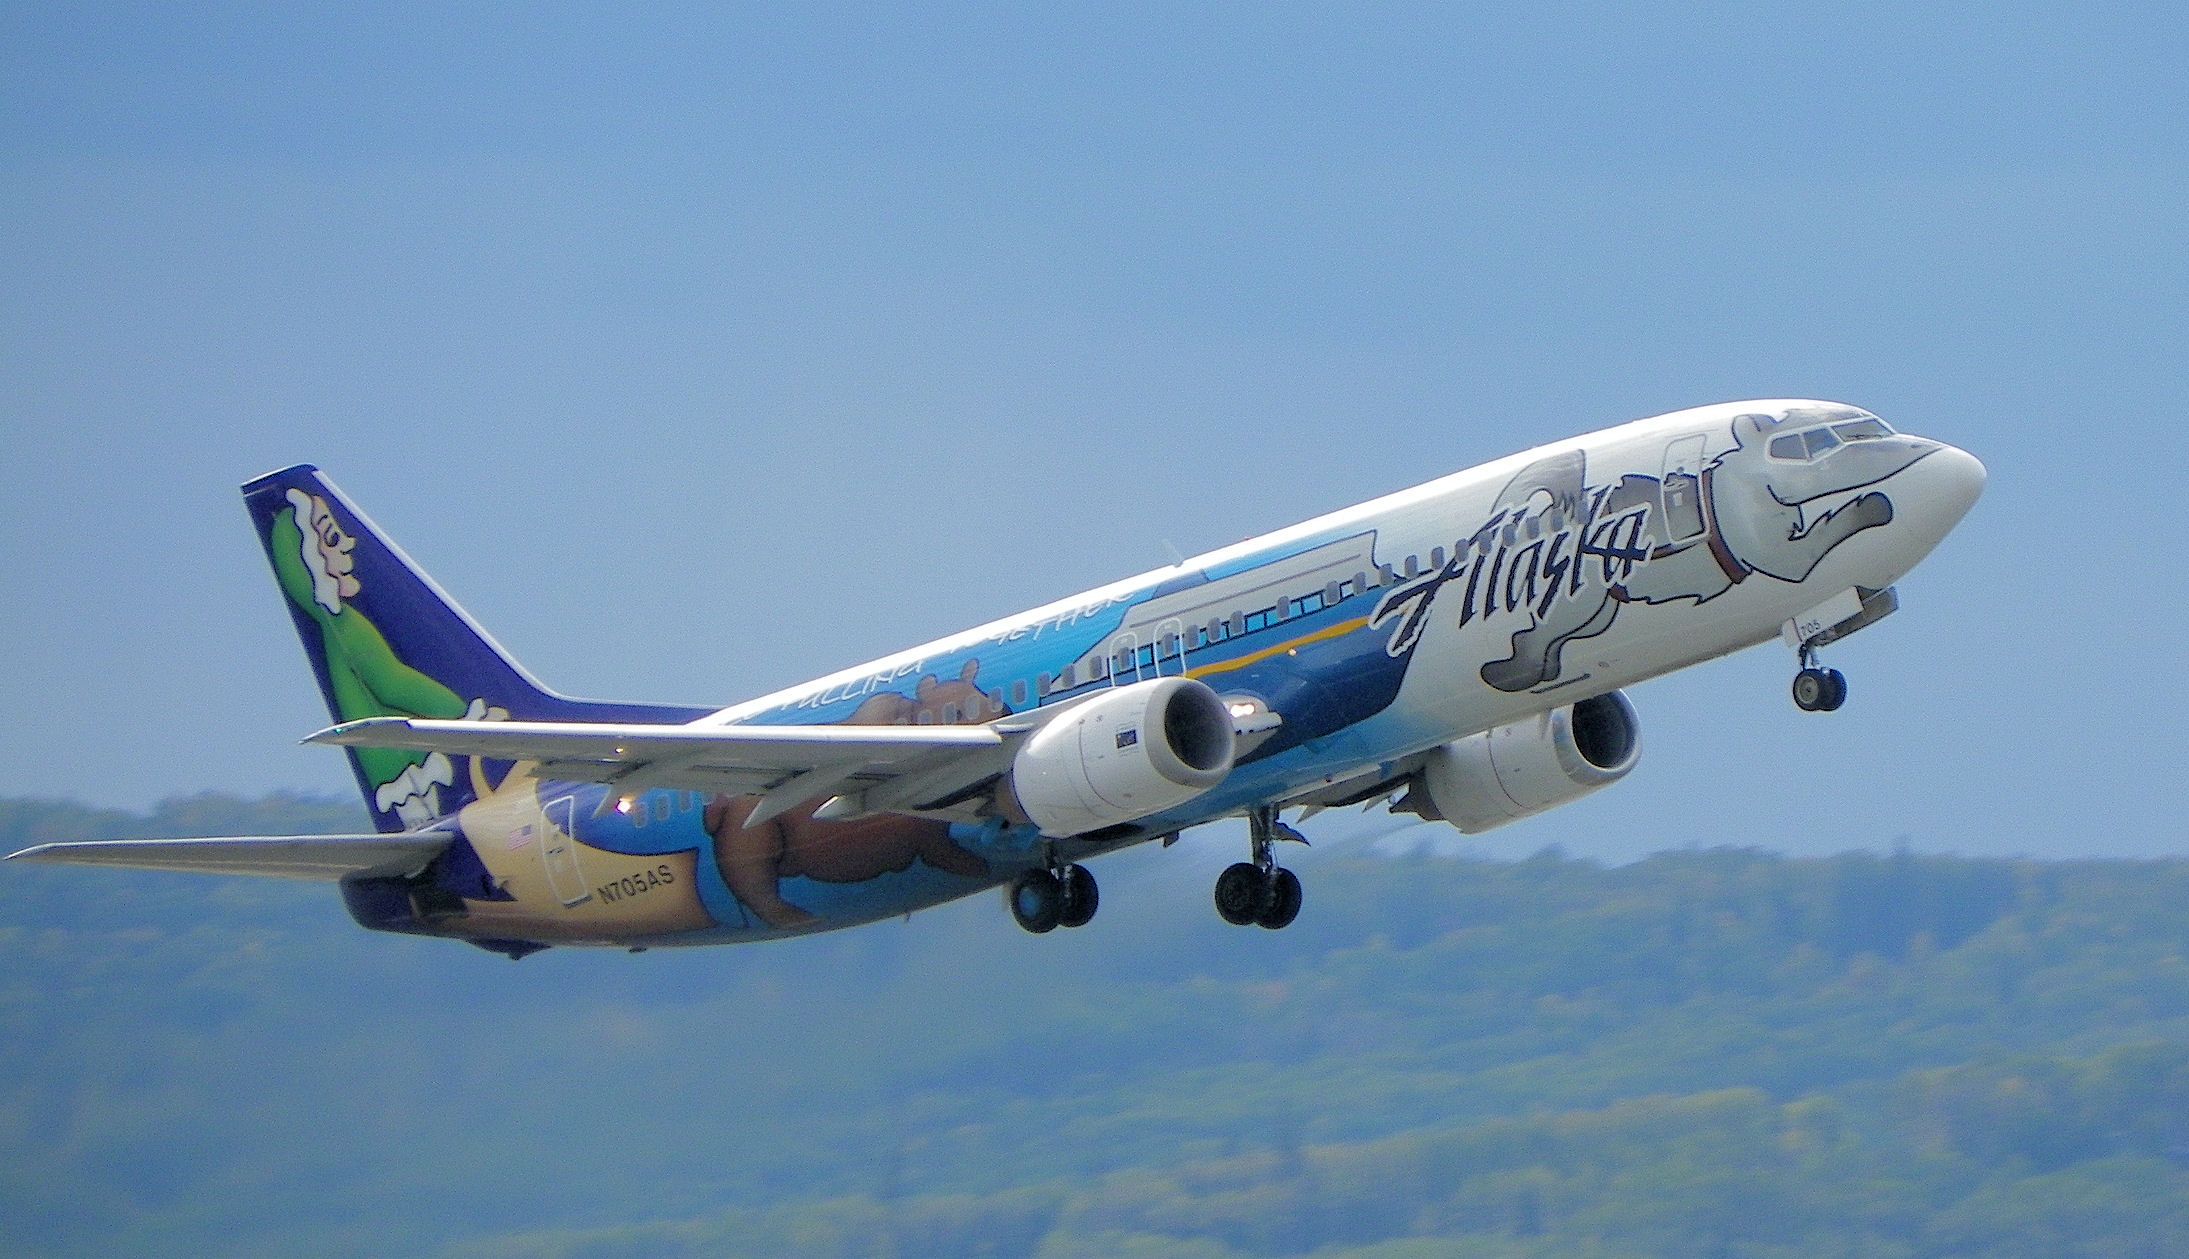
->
xmin=1216 ymin=807 xmax=1306 ymax=929
xmin=1792 ymin=648 xmax=1848 ymax=713
xmin=1008 ymin=858 xmax=1100 ymax=934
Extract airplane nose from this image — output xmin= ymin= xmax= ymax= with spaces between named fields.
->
xmin=1930 ymin=442 xmax=1987 ymax=522
xmin=1896 ymin=440 xmax=1986 ymax=549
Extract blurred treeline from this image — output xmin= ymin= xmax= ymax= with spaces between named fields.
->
xmin=3 ymin=794 xmax=2187 ymax=1258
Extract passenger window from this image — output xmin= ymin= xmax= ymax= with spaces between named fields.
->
xmin=1805 ymin=428 xmax=1841 ymax=457
xmin=1769 ymin=433 xmax=1806 ymax=460
xmin=1010 ymin=679 xmax=1030 ymax=706
xmin=1323 ymin=580 xmax=1343 ymax=606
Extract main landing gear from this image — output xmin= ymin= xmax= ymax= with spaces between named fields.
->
xmin=1008 ymin=857 xmax=1099 ymax=934
xmin=1215 ymin=807 xmax=1305 ymax=930
xmin=1792 ymin=646 xmax=1849 ymax=713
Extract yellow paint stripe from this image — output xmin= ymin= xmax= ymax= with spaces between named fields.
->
xmin=1187 ymin=618 xmax=1370 ymax=679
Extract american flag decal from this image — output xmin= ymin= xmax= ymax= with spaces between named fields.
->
xmin=1115 ymin=728 xmax=1139 ymax=750
xmin=509 ymin=824 xmax=535 ymax=851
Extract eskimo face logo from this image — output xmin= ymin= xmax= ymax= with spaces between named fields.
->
xmin=287 ymin=488 xmax=361 ymax=613
xmin=1371 ymin=409 xmax=1939 ymax=692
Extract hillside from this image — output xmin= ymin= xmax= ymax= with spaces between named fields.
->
xmin=4 ymin=796 xmax=2186 ymax=1257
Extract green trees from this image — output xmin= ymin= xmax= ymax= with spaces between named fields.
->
xmin=4 ymin=798 xmax=2188 ymax=1257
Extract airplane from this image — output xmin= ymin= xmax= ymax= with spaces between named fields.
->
xmin=7 ymin=400 xmax=1985 ymax=958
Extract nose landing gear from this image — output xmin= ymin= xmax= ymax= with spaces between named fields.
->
xmin=1216 ymin=807 xmax=1306 ymax=929
xmin=1792 ymin=647 xmax=1848 ymax=713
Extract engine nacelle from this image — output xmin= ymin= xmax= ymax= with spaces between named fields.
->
xmin=1407 ymin=691 xmax=1642 ymax=834
xmin=1010 ymin=676 xmax=1237 ymax=837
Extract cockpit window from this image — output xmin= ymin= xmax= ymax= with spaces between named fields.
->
xmin=1769 ymin=433 xmax=1806 ymax=460
xmin=1804 ymin=428 xmax=1841 ymax=458
xmin=1833 ymin=418 xmax=1894 ymax=441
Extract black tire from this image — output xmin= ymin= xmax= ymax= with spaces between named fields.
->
xmin=1215 ymin=862 xmax=1271 ymax=925
xmin=1820 ymin=668 xmax=1849 ymax=712
xmin=1257 ymin=867 xmax=1303 ymax=930
xmin=1008 ymin=869 xmax=1063 ymax=934
xmin=1792 ymin=668 xmax=1827 ymax=712
xmin=1057 ymin=864 xmax=1099 ymax=929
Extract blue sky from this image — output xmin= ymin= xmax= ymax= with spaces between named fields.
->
xmin=3 ymin=3 xmax=2183 ymax=861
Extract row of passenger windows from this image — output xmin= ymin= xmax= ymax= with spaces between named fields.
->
xmin=1018 ymin=549 xmax=1461 ymax=699
xmin=925 ymin=511 xmax=1607 ymax=718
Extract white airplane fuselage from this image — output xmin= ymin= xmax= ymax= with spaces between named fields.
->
xmin=422 ymin=399 xmax=1982 ymax=949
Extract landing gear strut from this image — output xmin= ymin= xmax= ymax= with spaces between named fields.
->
xmin=1216 ymin=807 xmax=1305 ymax=929
xmin=1792 ymin=645 xmax=1848 ymax=713
xmin=1008 ymin=854 xmax=1099 ymax=934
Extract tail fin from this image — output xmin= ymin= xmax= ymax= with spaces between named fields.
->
xmin=243 ymin=465 xmax=710 ymax=833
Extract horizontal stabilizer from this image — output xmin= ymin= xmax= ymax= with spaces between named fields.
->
xmin=4 ymin=833 xmax=451 ymax=882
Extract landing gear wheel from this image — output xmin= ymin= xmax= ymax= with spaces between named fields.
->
xmin=1057 ymin=863 xmax=1099 ymax=929
xmin=1257 ymin=867 xmax=1303 ymax=930
xmin=1819 ymin=668 xmax=1848 ymax=712
xmin=1215 ymin=861 xmax=1273 ymax=925
xmin=1793 ymin=667 xmax=1829 ymax=712
xmin=1008 ymin=868 xmax=1063 ymax=934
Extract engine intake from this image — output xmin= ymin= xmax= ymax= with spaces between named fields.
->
xmin=1405 ymin=690 xmax=1642 ymax=834
xmin=1010 ymin=677 xmax=1237 ymax=837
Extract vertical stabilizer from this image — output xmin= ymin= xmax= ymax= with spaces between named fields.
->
xmin=242 ymin=466 xmax=709 ymax=833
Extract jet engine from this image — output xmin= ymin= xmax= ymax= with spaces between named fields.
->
xmin=1401 ymin=691 xmax=1642 ymax=834
xmin=1010 ymin=676 xmax=1238 ymax=837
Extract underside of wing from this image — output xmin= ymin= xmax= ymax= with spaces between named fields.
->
xmin=4 ymin=833 xmax=452 ymax=881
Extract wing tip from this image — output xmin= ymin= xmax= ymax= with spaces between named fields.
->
xmin=306 ymin=716 xmax=410 ymax=746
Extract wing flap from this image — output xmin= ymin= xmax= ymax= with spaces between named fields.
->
xmin=4 ymin=833 xmax=451 ymax=881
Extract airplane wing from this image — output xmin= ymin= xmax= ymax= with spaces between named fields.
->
xmin=310 ymin=716 xmax=1016 ymax=826
xmin=5 ymin=833 xmax=452 ymax=881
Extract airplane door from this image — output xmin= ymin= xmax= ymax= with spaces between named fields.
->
xmin=1660 ymin=435 xmax=1709 ymax=544
xmin=540 ymin=795 xmax=593 ymax=908
xmin=1154 ymin=618 xmax=1187 ymax=678
xmin=1107 ymin=631 xmax=1142 ymax=685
